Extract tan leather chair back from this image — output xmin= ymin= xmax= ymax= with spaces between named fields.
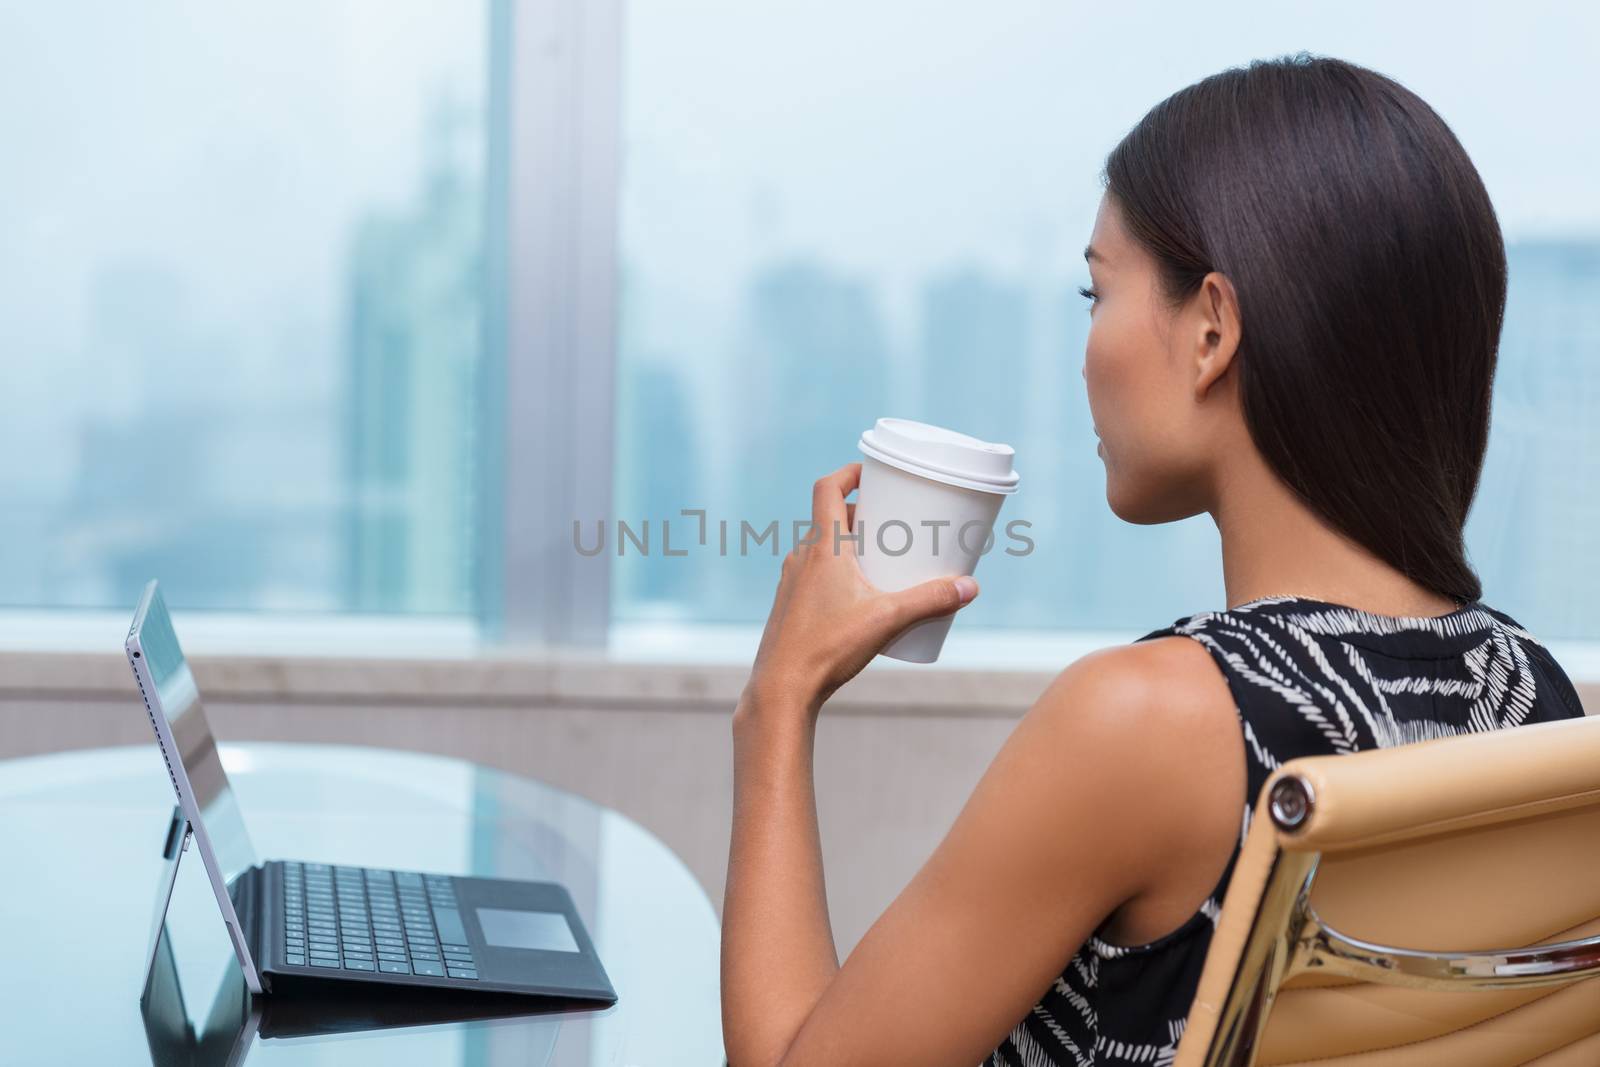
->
xmin=1174 ymin=715 xmax=1600 ymax=1067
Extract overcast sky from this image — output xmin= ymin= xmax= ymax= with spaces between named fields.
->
xmin=623 ymin=0 xmax=1600 ymax=298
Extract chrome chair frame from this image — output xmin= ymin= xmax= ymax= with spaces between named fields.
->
xmin=1193 ymin=775 xmax=1600 ymax=1067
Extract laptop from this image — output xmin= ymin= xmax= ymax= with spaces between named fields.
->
xmin=125 ymin=579 xmax=617 ymax=1005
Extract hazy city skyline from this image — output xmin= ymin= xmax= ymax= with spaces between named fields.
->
xmin=2 ymin=3 xmax=1597 ymax=640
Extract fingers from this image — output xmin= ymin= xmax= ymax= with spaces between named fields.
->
xmin=810 ymin=463 xmax=861 ymax=544
xmin=881 ymin=575 xmax=979 ymax=632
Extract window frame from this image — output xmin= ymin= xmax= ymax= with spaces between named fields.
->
xmin=481 ymin=0 xmax=621 ymax=647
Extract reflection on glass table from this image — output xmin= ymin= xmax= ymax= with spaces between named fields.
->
xmin=0 ymin=743 xmax=723 ymax=1066
xmin=142 ymin=919 xmax=584 ymax=1066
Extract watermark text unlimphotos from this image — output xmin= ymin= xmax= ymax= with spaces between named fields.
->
xmin=572 ymin=510 xmax=1035 ymax=558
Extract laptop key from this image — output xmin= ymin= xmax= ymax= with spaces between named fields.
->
xmin=447 ymin=967 xmax=478 ymax=980
xmin=309 ymin=958 xmax=341 ymax=969
xmin=285 ymin=954 xmax=306 ymax=966
xmin=344 ymin=959 xmax=376 ymax=971
xmin=411 ymin=960 xmax=444 ymax=977
xmin=379 ymin=961 xmax=410 ymax=975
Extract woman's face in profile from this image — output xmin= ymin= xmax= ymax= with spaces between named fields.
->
xmin=1082 ymin=195 xmax=1218 ymax=525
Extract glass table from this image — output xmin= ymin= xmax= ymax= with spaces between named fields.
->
xmin=0 ymin=743 xmax=723 ymax=1066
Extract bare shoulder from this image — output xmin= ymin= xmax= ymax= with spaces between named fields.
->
xmin=1033 ymin=635 xmax=1236 ymax=742
xmin=1019 ymin=637 xmax=1246 ymax=907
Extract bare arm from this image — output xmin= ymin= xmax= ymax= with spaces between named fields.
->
xmin=721 ymin=703 xmax=834 ymax=1062
xmin=722 ymin=465 xmax=1242 ymax=1066
xmin=723 ymin=464 xmax=976 ymax=1062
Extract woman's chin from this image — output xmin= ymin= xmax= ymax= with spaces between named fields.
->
xmin=1105 ymin=477 xmax=1201 ymax=526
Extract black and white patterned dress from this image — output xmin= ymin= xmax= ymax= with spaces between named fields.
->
xmin=986 ymin=594 xmax=1587 ymax=1067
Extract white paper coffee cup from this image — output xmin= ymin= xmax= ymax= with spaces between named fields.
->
xmin=853 ymin=418 xmax=1019 ymax=663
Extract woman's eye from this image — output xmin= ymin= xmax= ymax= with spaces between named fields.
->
xmin=1077 ymin=285 xmax=1100 ymax=306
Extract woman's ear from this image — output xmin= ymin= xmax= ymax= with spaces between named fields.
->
xmin=1192 ymin=271 xmax=1242 ymax=401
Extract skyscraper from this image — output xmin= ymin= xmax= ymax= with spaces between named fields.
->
xmin=344 ymin=99 xmax=484 ymax=614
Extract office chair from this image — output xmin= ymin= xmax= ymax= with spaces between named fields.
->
xmin=1174 ymin=714 xmax=1600 ymax=1066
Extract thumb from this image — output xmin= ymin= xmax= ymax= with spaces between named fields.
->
xmin=882 ymin=574 xmax=979 ymax=631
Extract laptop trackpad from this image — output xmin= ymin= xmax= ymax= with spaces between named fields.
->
xmin=451 ymin=876 xmax=614 ymax=999
xmin=475 ymin=907 xmax=581 ymax=954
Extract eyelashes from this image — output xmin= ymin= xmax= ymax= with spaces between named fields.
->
xmin=1077 ymin=285 xmax=1100 ymax=305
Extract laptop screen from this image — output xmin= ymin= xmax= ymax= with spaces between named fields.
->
xmin=131 ymin=582 xmax=258 ymax=883
xmin=128 ymin=581 xmax=267 ymax=992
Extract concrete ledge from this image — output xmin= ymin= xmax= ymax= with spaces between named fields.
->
xmin=0 ymin=650 xmax=1053 ymax=717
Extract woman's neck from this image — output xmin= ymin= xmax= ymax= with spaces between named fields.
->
xmin=1210 ymin=450 xmax=1462 ymax=617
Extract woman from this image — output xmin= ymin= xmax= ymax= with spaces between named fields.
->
xmin=720 ymin=54 xmax=1587 ymax=1066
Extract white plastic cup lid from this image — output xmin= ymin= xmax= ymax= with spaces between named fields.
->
xmin=857 ymin=417 xmax=1020 ymax=495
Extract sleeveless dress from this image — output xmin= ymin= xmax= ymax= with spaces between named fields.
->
xmin=985 ymin=594 xmax=1587 ymax=1067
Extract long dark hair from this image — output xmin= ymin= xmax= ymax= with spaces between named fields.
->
xmin=1104 ymin=53 xmax=1504 ymax=604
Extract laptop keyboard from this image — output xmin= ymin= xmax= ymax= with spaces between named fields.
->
xmin=281 ymin=862 xmax=479 ymax=980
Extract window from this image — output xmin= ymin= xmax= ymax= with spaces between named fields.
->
xmin=614 ymin=2 xmax=1600 ymax=639
xmin=0 ymin=2 xmax=488 ymax=615
xmin=5 ymin=2 xmax=1598 ymax=648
